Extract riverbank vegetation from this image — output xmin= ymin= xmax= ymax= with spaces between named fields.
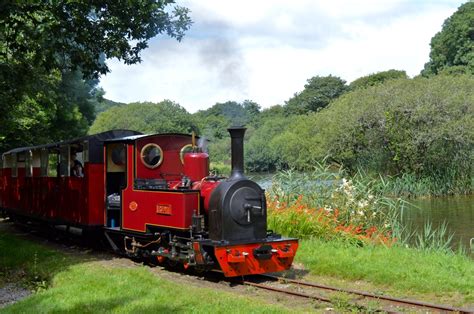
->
xmin=266 ymin=165 xmax=464 ymax=251
xmin=266 ymin=167 xmax=473 ymax=304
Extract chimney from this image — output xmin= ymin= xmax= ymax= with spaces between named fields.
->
xmin=228 ymin=126 xmax=246 ymax=180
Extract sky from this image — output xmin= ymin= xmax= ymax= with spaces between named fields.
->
xmin=99 ymin=0 xmax=465 ymax=113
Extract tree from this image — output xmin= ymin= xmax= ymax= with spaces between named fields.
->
xmin=0 ymin=1 xmax=191 ymax=152
xmin=276 ymin=75 xmax=474 ymax=193
xmin=194 ymin=100 xmax=262 ymax=140
xmin=0 ymin=70 xmax=103 ymax=151
xmin=89 ymin=100 xmax=198 ymax=135
xmin=349 ymin=70 xmax=407 ymax=90
xmin=95 ymin=97 xmax=125 ymax=114
xmin=195 ymin=101 xmax=260 ymax=127
xmin=0 ymin=1 xmax=191 ymax=79
xmin=284 ymin=75 xmax=348 ymax=115
xmin=422 ymin=2 xmax=474 ymax=76
xmin=246 ymin=117 xmax=290 ymax=172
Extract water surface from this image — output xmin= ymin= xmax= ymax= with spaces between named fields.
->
xmin=404 ymin=195 xmax=474 ymax=252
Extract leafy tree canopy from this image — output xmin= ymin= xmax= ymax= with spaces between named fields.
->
xmin=276 ymin=75 xmax=474 ymax=185
xmin=422 ymin=1 xmax=474 ymax=76
xmin=195 ymin=101 xmax=261 ymax=127
xmin=89 ymin=100 xmax=198 ymax=135
xmin=284 ymin=75 xmax=348 ymax=115
xmin=0 ymin=1 xmax=191 ymax=79
xmin=1 ymin=70 xmax=102 ymax=152
xmin=194 ymin=100 xmax=261 ymax=140
xmin=0 ymin=1 xmax=191 ymax=152
xmin=95 ymin=97 xmax=125 ymax=114
xmin=349 ymin=70 xmax=407 ymax=90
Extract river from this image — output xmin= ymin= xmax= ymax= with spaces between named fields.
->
xmin=405 ymin=195 xmax=473 ymax=252
xmin=249 ymin=173 xmax=473 ymax=253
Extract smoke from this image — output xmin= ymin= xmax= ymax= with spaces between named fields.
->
xmin=198 ymin=38 xmax=247 ymax=92
xmin=197 ymin=136 xmax=208 ymax=153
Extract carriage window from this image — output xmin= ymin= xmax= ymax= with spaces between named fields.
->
xmin=180 ymin=144 xmax=193 ymax=164
xmin=17 ymin=152 xmax=26 ymax=163
xmin=25 ymin=150 xmax=33 ymax=177
xmin=140 ymin=144 xmax=163 ymax=169
xmin=59 ymin=146 xmax=70 ymax=177
xmin=40 ymin=149 xmax=48 ymax=177
xmin=82 ymin=141 xmax=89 ymax=163
xmin=48 ymin=153 xmax=59 ymax=177
xmin=12 ymin=153 xmax=17 ymax=178
xmin=2 ymin=154 xmax=11 ymax=169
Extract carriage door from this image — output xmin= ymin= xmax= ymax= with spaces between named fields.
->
xmin=105 ymin=143 xmax=127 ymax=228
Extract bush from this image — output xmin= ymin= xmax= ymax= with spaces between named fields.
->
xmin=274 ymin=75 xmax=474 ymax=194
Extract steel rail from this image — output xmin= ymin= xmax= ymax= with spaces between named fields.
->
xmin=259 ymin=274 xmax=473 ymax=313
xmin=241 ymin=279 xmax=332 ymax=303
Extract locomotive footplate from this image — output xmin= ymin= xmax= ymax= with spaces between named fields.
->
xmin=213 ymin=238 xmax=298 ymax=277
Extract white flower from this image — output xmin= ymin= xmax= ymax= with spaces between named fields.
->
xmin=368 ymin=194 xmax=374 ymax=200
xmin=357 ymin=200 xmax=368 ymax=208
xmin=324 ymin=206 xmax=333 ymax=213
xmin=357 ymin=210 xmax=364 ymax=216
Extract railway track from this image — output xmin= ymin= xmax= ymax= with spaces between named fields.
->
xmin=238 ymin=274 xmax=473 ymax=313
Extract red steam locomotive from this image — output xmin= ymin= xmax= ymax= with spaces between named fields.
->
xmin=0 ymin=127 xmax=298 ymax=277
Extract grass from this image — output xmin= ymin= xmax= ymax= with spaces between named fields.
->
xmin=296 ymin=239 xmax=474 ymax=305
xmin=0 ymin=232 xmax=87 ymax=290
xmin=0 ymin=231 xmax=295 ymax=313
xmin=3 ymin=263 xmax=291 ymax=313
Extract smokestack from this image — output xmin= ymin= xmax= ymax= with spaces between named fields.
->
xmin=228 ymin=126 xmax=246 ymax=180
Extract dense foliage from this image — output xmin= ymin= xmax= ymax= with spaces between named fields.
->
xmin=89 ymin=100 xmax=198 ymax=134
xmin=0 ymin=70 xmax=103 ymax=152
xmin=268 ymin=75 xmax=474 ymax=193
xmin=422 ymin=1 xmax=474 ymax=76
xmin=0 ymin=1 xmax=191 ymax=152
xmin=349 ymin=69 xmax=407 ymax=90
xmin=284 ymin=75 xmax=348 ymax=115
xmin=193 ymin=101 xmax=261 ymax=165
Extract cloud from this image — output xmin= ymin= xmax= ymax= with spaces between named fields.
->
xmin=99 ymin=0 xmax=464 ymax=112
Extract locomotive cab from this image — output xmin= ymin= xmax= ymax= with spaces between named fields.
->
xmin=102 ymin=129 xmax=298 ymax=277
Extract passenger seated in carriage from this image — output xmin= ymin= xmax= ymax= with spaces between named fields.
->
xmin=70 ymin=151 xmax=84 ymax=177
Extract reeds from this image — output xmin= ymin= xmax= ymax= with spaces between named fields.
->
xmin=267 ymin=163 xmax=459 ymax=252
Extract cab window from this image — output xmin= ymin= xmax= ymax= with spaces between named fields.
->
xmin=140 ymin=144 xmax=163 ymax=169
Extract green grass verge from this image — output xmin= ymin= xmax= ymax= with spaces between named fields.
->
xmin=0 ymin=232 xmax=87 ymax=289
xmin=3 ymin=263 xmax=290 ymax=313
xmin=0 ymin=233 xmax=291 ymax=313
xmin=296 ymin=239 xmax=474 ymax=304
